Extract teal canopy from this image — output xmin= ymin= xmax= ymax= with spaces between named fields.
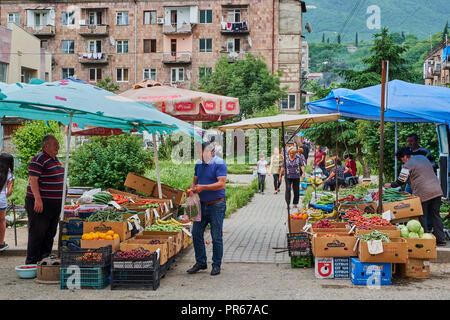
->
xmin=0 ymin=78 xmax=181 ymax=135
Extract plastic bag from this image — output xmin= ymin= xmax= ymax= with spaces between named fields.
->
xmin=77 ymin=188 xmax=102 ymax=204
xmin=185 ymin=192 xmax=202 ymax=222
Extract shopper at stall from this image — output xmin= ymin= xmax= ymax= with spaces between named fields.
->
xmin=256 ymin=154 xmax=268 ymax=194
xmin=25 ymin=135 xmax=65 ymax=264
xmin=269 ymin=147 xmax=283 ymax=194
xmin=0 ymin=154 xmax=15 ymax=251
xmin=279 ymin=147 xmax=305 ymax=209
xmin=188 ymin=141 xmax=227 ymax=276
xmin=314 ymin=145 xmax=329 ymax=177
xmin=407 ymin=133 xmax=437 ymax=173
xmin=344 ymin=154 xmax=357 ymax=178
xmin=297 ymin=148 xmax=307 ymax=167
xmin=323 ymin=158 xmax=346 ymax=191
xmin=300 ymin=139 xmax=310 ymax=163
xmin=385 ymin=147 xmax=446 ymax=246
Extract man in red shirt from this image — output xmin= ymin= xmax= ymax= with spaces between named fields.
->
xmin=313 ymin=145 xmax=329 ymax=177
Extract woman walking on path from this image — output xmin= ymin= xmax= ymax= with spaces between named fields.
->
xmin=0 ymin=153 xmax=15 ymax=251
xmin=279 ymin=147 xmax=306 ymax=209
xmin=268 ymin=147 xmax=283 ymax=194
xmin=256 ymin=155 xmax=268 ymax=194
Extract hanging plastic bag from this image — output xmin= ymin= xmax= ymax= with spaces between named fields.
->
xmin=184 ymin=192 xmax=202 ymax=222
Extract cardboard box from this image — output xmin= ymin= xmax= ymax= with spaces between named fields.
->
xmin=133 ymin=234 xmax=178 ymax=258
xmin=381 ymin=196 xmax=423 ymax=221
xmin=119 ymin=238 xmax=169 ymax=265
xmin=136 ymin=230 xmax=183 ymax=254
xmin=358 ymin=237 xmax=408 ymax=263
xmin=351 ymin=257 xmax=392 ymax=285
xmin=152 ymin=183 xmax=186 ymax=206
xmin=83 ymin=222 xmax=131 ymax=241
xmin=312 ymin=227 xmax=352 ymax=234
xmin=312 ymin=233 xmax=358 ymax=257
xmin=81 ymin=237 xmax=120 ymax=251
xmin=315 ymin=257 xmax=334 ymax=279
xmin=356 ymin=226 xmax=401 ymax=238
xmin=398 ymin=258 xmax=430 ymax=279
xmin=289 ymin=218 xmax=307 ymax=233
xmin=124 ymin=173 xmax=157 ymax=196
xmin=333 ymin=257 xmax=351 ymax=279
xmin=106 ymin=188 xmax=143 ymax=200
xmin=122 ymin=210 xmax=153 ymax=228
xmin=405 ymin=235 xmax=437 ymax=259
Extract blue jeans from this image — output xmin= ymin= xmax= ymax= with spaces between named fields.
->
xmin=192 ymin=200 xmax=226 ymax=267
xmin=319 ymin=165 xmax=329 ymax=177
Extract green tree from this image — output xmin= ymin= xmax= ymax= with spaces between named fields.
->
xmin=355 ymin=32 xmax=359 ymax=47
xmin=337 ymin=34 xmax=341 ymax=44
xmin=322 ymin=33 xmax=325 ymax=43
xmin=443 ymin=21 xmax=449 ymax=43
xmin=69 ymin=134 xmax=152 ymax=190
xmin=198 ymin=54 xmax=287 ymax=118
xmin=96 ymin=77 xmax=120 ymax=93
xmin=12 ymin=121 xmax=63 ymax=178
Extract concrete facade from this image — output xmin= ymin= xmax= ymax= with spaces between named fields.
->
xmin=0 ymin=23 xmax=52 ymax=83
xmin=423 ymin=40 xmax=450 ymax=87
xmin=0 ymin=0 xmax=307 ymax=112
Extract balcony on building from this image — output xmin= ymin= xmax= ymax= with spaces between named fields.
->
xmin=79 ymin=8 xmax=109 ymax=37
xmin=78 ymin=52 xmax=108 ymax=64
xmin=162 ymin=5 xmax=198 ymax=35
xmin=162 ymin=52 xmax=192 ymax=64
xmin=423 ymin=61 xmax=436 ymax=79
xmin=25 ymin=7 xmax=56 ymax=37
xmin=220 ymin=5 xmax=250 ymax=35
xmin=220 ymin=39 xmax=250 ymax=62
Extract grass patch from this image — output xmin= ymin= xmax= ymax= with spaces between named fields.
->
xmin=10 ymin=177 xmax=27 ymax=207
xmin=225 ymin=178 xmax=258 ymax=218
xmin=226 ymin=163 xmax=254 ymax=175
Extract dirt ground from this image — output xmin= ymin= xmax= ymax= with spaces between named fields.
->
xmin=2 ymin=251 xmax=450 ymax=300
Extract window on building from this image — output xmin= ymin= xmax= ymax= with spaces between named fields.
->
xmin=89 ymin=68 xmax=102 ymax=82
xmin=280 ymin=94 xmax=296 ymax=110
xmin=45 ymin=72 xmax=49 ymax=82
xmin=34 ymin=12 xmax=49 ymax=26
xmin=41 ymin=40 xmax=48 ymax=50
xmin=62 ymin=40 xmax=75 ymax=54
xmin=151 ymin=39 xmax=156 ymax=53
xmin=8 ymin=13 xmax=20 ymax=26
xmin=226 ymin=9 xmax=241 ymax=22
xmin=62 ymin=68 xmax=74 ymax=80
xmin=199 ymin=67 xmax=212 ymax=80
xmin=89 ymin=40 xmax=102 ymax=53
xmin=116 ymin=68 xmax=129 ymax=82
xmin=199 ymin=38 xmax=212 ymax=53
xmin=62 ymin=12 xmax=75 ymax=26
xmin=116 ymin=40 xmax=129 ymax=54
xmin=199 ymin=10 xmax=212 ymax=24
xmin=0 ymin=63 xmax=8 ymax=83
xmin=227 ymin=38 xmax=240 ymax=52
xmin=144 ymin=11 xmax=157 ymax=24
xmin=171 ymin=68 xmax=184 ymax=83
xmin=21 ymin=68 xmax=32 ymax=83
xmin=116 ymin=11 xmax=129 ymax=25
xmin=143 ymin=68 xmax=157 ymax=80
xmin=143 ymin=39 xmax=150 ymax=53
xmin=88 ymin=11 xmax=102 ymax=25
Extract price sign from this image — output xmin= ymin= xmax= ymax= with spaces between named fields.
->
xmin=182 ymin=228 xmax=192 ymax=238
xmin=109 ymin=201 xmax=121 ymax=210
xmin=164 ymin=203 xmax=169 ymax=213
xmin=169 ymin=200 xmax=173 ymax=208
xmin=153 ymin=208 xmax=160 ymax=219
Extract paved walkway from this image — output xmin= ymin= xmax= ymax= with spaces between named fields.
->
xmin=182 ymin=174 xmax=291 ymax=264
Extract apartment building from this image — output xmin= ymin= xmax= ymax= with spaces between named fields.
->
xmin=0 ymin=0 xmax=307 ymax=111
xmin=423 ymin=40 xmax=450 ymax=87
xmin=0 ymin=22 xmax=52 ymax=83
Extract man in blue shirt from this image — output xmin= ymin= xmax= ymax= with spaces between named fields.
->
xmin=187 ymin=142 xmax=227 ymax=276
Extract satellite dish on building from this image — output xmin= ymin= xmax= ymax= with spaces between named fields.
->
xmin=305 ymin=22 xmax=312 ymax=33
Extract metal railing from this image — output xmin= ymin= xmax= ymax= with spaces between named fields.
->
xmin=162 ymin=52 xmax=192 ymax=64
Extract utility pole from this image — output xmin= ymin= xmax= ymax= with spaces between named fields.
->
xmin=378 ymin=60 xmax=388 ymax=214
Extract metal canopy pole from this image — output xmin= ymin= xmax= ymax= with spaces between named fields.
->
xmin=335 ymin=98 xmax=340 ymax=205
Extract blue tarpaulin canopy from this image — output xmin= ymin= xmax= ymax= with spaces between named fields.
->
xmin=306 ymin=80 xmax=450 ymax=126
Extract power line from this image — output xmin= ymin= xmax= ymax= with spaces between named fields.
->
xmin=339 ymin=0 xmax=366 ymax=43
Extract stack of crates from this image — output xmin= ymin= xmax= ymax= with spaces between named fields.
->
xmin=111 ymin=249 xmax=160 ymax=290
xmin=350 ymin=257 xmax=392 ymax=286
xmin=60 ymin=245 xmax=112 ymax=290
xmin=287 ymin=232 xmax=313 ymax=268
xmin=61 ymin=217 xmax=84 ymax=251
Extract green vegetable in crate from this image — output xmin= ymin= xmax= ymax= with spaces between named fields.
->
xmin=145 ymin=224 xmax=183 ymax=232
xmin=86 ymin=209 xmax=124 ymax=222
xmin=92 ymin=192 xmax=113 ymax=204
xmin=406 ymin=220 xmax=422 ymax=233
xmin=360 ymin=230 xmax=391 ymax=242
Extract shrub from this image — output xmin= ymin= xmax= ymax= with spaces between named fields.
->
xmin=69 ymin=134 xmax=152 ymax=190
xmin=12 ymin=120 xmax=63 ymax=178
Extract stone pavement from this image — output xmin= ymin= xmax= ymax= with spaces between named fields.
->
xmin=181 ymin=174 xmax=292 ymax=264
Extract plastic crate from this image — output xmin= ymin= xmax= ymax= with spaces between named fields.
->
xmin=287 ymin=232 xmax=311 ymax=257
xmin=350 ymin=258 xmax=392 ymax=286
xmin=62 ymin=219 xmax=84 ymax=235
xmin=61 ymin=245 xmax=112 ymax=268
xmin=111 ymin=258 xmax=160 ymax=290
xmin=77 ymin=211 xmax=96 ymax=220
xmin=333 ymin=257 xmax=351 ymax=279
xmin=60 ymin=235 xmax=82 ymax=251
xmin=60 ymin=266 xmax=109 ymax=290
xmin=290 ymin=255 xmax=313 ymax=268
xmin=112 ymin=250 xmax=158 ymax=270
